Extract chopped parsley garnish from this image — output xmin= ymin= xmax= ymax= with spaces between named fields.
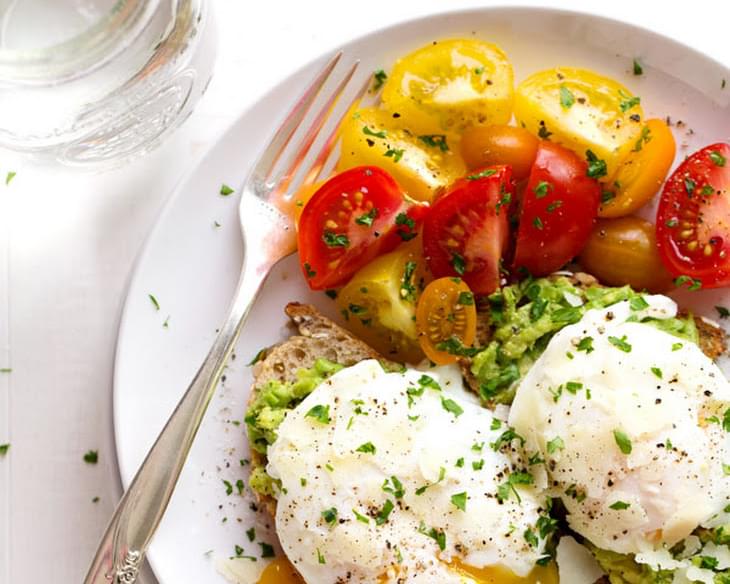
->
xmin=372 ymin=69 xmax=387 ymax=90
xmin=549 ymin=385 xmax=563 ymax=403
xmin=458 ymin=291 xmax=474 ymax=306
xmin=305 ymin=404 xmax=331 ymax=424
xmin=455 ymin=457 xmax=465 ymax=468
xmin=630 ymin=295 xmax=649 ymax=311
xmin=362 ymin=126 xmax=386 ymax=139
xmin=83 ymin=450 xmax=99 ymax=464
xmin=418 ymin=374 xmax=441 ymax=391
xmin=565 ymin=381 xmax=582 ymax=394
xmin=418 ymin=134 xmax=449 ymax=152
xmin=223 ymin=479 xmax=233 ymax=495
xmin=466 ymin=168 xmax=497 ymax=181
xmin=633 ymin=58 xmax=643 ymax=76
xmin=375 ymin=499 xmax=395 ymax=525
xmin=534 ymin=181 xmax=551 ymax=198
xmin=651 ymin=367 xmax=663 ymax=379
xmin=528 ymin=452 xmax=545 ymax=465
xmin=5 ymin=171 xmax=16 ymax=185
xmin=395 ymin=212 xmax=417 ymax=241
xmin=219 ymin=184 xmax=234 ymax=196
xmin=559 ymin=85 xmax=575 ymax=109
xmin=472 ymin=441 xmax=484 ymax=452
xmin=608 ymin=335 xmax=632 ymax=352
xmin=317 ymin=548 xmax=326 ymax=564
xmin=0 ymin=368 xmax=10 ymax=373
xmin=546 ymin=200 xmax=562 ymax=213
xmin=684 ymin=177 xmax=696 ymax=196
xmin=633 ymin=126 xmax=652 ymax=152
xmin=491 ymin=428 xmax=525 ymax=451
xmin=385 ymin=148 xmax=404 ymax=163
xmin=435 ymin=337 xmax=481 ymax=357
xmin=322 ymin=230 xmax=349 ymax=248
xmin=321 ymin=507 xmax=338 ymax=526
xmin=601 ymin=190 xmax=616 ymax=204
xmin=538 ymin=124 xmax=552 ymax=139
xmin=303 ymin=262 xmax=316 ymax=278
xmin=382 ymin=476 xmax=405 ymax=499
xmin=418 ymin=521 xmax=446 ymax=550
xmin=552 ymin=307 xmax=581 ymax=323
xmin=530 ymin=297 xmax=548 ymax=321
xmin=400 ymin=261 xmax=418 ymax=302
xmin=609 ymin=500 xmax=630 ymax=510
xmin=576 ymin=336 xmax=594 ymax=353
xmin=0 ymin=444 xmax=10 ymax=456
xmin=565 ymin=484 xmax=587 ymax=503
xmin=702 ymin=185 xmax=716 ymax=196
xmin=698 ymin=556 xmax=719 ymax=570
xmin=524 ymin=528 xmax=539 ymax=548
xmin=236 ymin=479 xmax=245 ymax=495
xmin=672 ymin=342 xmax=683 ymax=351
xmin=537 ymin=514 xmax=558 ymax=538
xmin=497 ymin=471 xmax=534 ymax=503
xmin=532 ymin=216 xmax=544 ymax=230
xmin=710 ymin=151 xmax=727 ymax=167
xmin=674 ymin=275 xmax=702 ymax=291
xmin=585 ymin=150 xmax=608 ymax=179
xmin=148 ymin=294 xmax=160 ymax=311
xmin=440 ymin=396 xmax=464 ymax=417
xmin=618 ymin=91 xmax=641 ymax=112
xmin=451 ymin=252 xmax=466 ymax=275
xmin=722 ymin=408 xmax=730 ymax=432
xmin=547 ymin=436 xmax=565 ymax=454
xmin=352 ymin=508 xmax=370 ymax=524
xmin=246 ymin=527 xmax=256 ymax=542
xmin=356 ymin=442 xmax=376 ymax=454
xmin=472 ymin=459 xmax=485 ymax=471
xmin=450 ymin=491 xmax=467 ymax=511
xmin=247 ymin=348 xmax=266 ymax=366
xmin=613 ymin=429 xmax=633 ymax=454
xmin=355 ymin=207 xmax=378 ymax=226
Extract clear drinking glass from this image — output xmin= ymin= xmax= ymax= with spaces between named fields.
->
xmin=0 ymin=0 xmax=215 ymax=165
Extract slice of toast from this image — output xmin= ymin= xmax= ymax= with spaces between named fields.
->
xmin=247 ymin=302 xmax=396 ymax=515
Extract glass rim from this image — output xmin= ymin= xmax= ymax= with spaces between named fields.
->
xmin=0 ymin=0 xmax=156 ymax=86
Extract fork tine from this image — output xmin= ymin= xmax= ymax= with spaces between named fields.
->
xmin=273 ymin=60 xmax=360 ymax=197
xmin=300 ymin=74 xmax=372 ymax=188
xmin=252 ymin=51 xmax=342 ymax=186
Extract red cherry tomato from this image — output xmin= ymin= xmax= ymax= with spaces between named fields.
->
xmin=656 ymin=143 xmax=730 ymax=289
xmin=423 ymin=166 xmax=512 ymax=294
xmin=298 ymin=166 xmax=426 ymax=290
xmin=513 ymin=142 xmax=600 ymax=276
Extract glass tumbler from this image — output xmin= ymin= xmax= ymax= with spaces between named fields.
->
xmin=0 ymin=0 xmax=215 ymax=164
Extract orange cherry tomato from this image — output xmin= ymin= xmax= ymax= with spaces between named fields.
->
xmin=460 ymin=124 xmax=539 ymax=181
xmin=599 ymin=118 xmax=676 ymax=218
xmin=416 ymin=277 xmax=477 ymax=365
xmin=578 ymin=217 xmax=674 ymax=293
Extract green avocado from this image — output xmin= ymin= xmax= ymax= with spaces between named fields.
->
xmin=470 ymin=277 xmax=698 ymax=405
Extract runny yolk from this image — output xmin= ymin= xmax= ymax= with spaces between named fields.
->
xmin=257 ymin=556 xmax=305 ymax=584
xmin=449 ymin=558 xmax=559 ymax=584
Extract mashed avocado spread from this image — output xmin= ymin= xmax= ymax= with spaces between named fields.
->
xmin=470 ymin=276 xmax=698 ymax=405
xmin=246 ymin=358 xmax=342 ymax=496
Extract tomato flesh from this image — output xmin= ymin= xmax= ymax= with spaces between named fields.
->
xmin=423 ymin=166 xmax=512 ymax=294
xmin=656 ymin=143 xmax=730 ymax=288
xmin=298 ymin=166 xmax=426 ymax=290
xmin=460 ymin=124 xmax=538 ymax=181
xmin=513 ymin=142 xmax=600 ymax=276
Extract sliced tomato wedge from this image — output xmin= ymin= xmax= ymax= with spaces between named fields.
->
xmin=656 ymin=143 xmax=730 ymax=289
xmin=513 ymin=142 xmax=600 ymax=276
xmin=422 ymin=165 xmax=512 ymax=294
xmin=297 ymin=166 xmax=426 ymax=290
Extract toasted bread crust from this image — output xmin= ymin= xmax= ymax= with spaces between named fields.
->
xmin=247 ymin=303 xmax=395 ymax=516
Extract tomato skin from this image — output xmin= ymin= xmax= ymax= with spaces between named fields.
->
xmin=416 ymin=277 xmax=477 ymax=365
xmin=599 ymin=119 xmax=676 ymax=218
xmin=460 ymin=124 xmax=539 ymax=181
xmin=423 ymin=166 xmax=512 ymax=294
xmin=513 ymin=142 xmax=600 ymax=276
xmin=656 ymin=143 xmax=730 ymax=288
xmin=298 ymin=166 xmax=427 ymax=290
xmin=578 ymin=217 xmax=674 ymax=293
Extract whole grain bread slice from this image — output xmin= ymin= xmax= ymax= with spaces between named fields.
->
xmin=247 ymin=302 xmax=396 ymax=515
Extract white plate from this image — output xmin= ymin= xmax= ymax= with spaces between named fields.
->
xmin=114 ymin=7 xmax=730 ymax=583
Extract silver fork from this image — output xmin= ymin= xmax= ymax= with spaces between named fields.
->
xmin=84 ymin=52 xmax=369 ymax=584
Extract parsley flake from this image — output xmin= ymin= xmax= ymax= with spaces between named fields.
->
xmin=219 ymin=184 xmax=234 ymax=196
xmin=322 ymin=231 xmax=349 ymax=248
xmin=633 ymin=58 xmax=643 ymax=76
xmin=441 ymin=396 xmax=464 ymax=417
xmin=585 ymin=150 xmax=608 ymax=179
xmin=466 ymin=168 xmax=497 ymax=181
xmin=363 ymin=126 xmax=386 ymax=139
xmin=710 ymin=151 xmax=727 ymax=167
xmin=559 ymin=85 xmax=575 ymax=109
xmin=418 ymin=134 xmax=449 ymax=152
xmin=450 ymin=491 xmax=467 ymax=511
xmin=376 ymin=499 xmax=395 ymax=525
xmin=305 ymin=404 xmax=331 ymax=424
xmin=355 ymin=207 xmax=378 ymax=227
xmin=372 ymin=69 xmax=387 ymax=90
xmin=608 ymin=335 xmax=632 ymax=352
xmin=613 ymin=429 xmax=632 ymax=454
xmin=547 ymin=436 xmax=565 ymax=454
xmin=356 ymin=442 xmax=376 ymax=454
xmin=83 ymin=450 xmax=98 ymax=464
xmin=609 ymin=500 xmax=630 ymax=510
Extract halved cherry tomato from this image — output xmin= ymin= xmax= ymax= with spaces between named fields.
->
xmin=416 ymin=277 xmax=477 ymax=365
xmin=381 ymin=39 xmax=514 ymax=135
xmin=599 ymin=119 xmax=676 ymax=218
xmin=656 ymin=143 xmax=730 ymax=289
xmin=298 ymin=166 xmax=427 ymax=290
xmin=515 ymin=67 xmax=644 ymax=181
xmin=422 ymin=165 xmax=512 ymax=294
xmin=513 ymin=142 xmax=600 ymax=276
xmin=578 ymin=217 xmax=674 ymax=293
xmin=460 ymin=124 xmax=538 ymax=181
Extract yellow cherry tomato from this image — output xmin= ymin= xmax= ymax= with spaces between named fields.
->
xmin=578 ymin=217 xmax=674 ymax=293
xmin=338 ymin=107 xmax=465 ymax=202
xmin=336 ymin=241 xmax=429 ymax=363
xmin=415 ymin=277 xmax=477 ymax=365
xmin=381 ymin=39 xmax=514 ymax=136
xmin=515 ymin=67 xmax=644 ymax=181
xmin=598 ymin=118 xmax=676 ymax=217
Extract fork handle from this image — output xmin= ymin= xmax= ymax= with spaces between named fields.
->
xmin=84 ymin=249 xmax=273 ymax=584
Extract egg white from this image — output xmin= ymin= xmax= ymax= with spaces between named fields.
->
xmin=509 ymin=296 xmax=730 ymax=554
xmin=267 ymin=360 xmax=549 ymax=583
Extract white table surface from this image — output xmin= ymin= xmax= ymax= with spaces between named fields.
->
xmin=1 ymin=1 xmax=728 ymax=582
